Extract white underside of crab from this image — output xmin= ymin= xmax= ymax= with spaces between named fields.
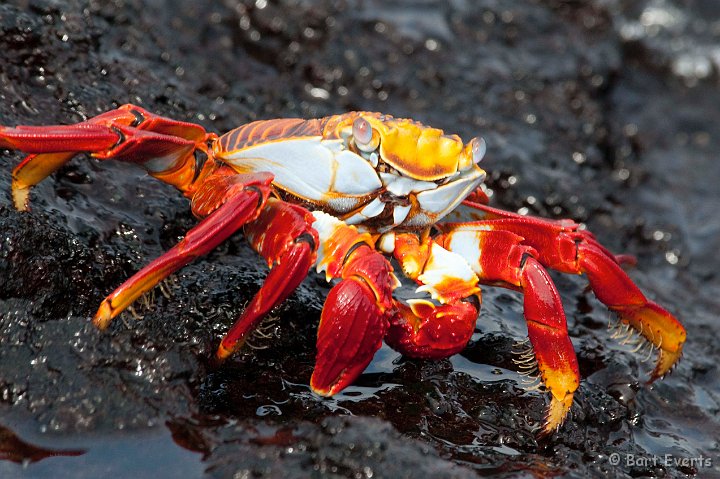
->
xmin=222 ymin=136 xmax=485 ymax=231
xmin=223 ymin=137 xmax=379 ymax=213
xmin=310 ymin=211 xmax=339 ymax=279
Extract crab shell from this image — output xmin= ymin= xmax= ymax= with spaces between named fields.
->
xmin=214 ymin=112 xmax=486 ymax=233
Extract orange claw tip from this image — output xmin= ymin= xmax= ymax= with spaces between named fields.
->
xmin=215 ymin=341 xmax=239 ymax=362
xmin=11 ymin=186 xmax=30 ymax=212
xmin=92 ymin=300 xmax=114 ymax=330
xmin=0 ymin=126 xmax=12 ymax=148
xmin=538 ymin=393 xmax=574 ymax=437
xmin=617 ymin=301 xmax=686 ymax=382
xmin=309 ymin=374 xmax=345 ymax=397
xmin=648 ymin=348 xmax=683 ymax=383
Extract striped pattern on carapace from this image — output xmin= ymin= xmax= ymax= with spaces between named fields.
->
xmin=217 ymin=117 xmax=327 ymax=153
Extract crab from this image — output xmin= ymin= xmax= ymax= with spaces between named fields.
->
xmin=1 ymin=105 xmax=686 ymax=434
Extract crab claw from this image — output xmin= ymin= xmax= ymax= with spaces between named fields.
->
xmin=385 ymin=299 xmax=479 ymax=359
xmin=309 ymin=213 xmax=398 ymax=396
xmin=311 ymin=276 xmax=390 ymax=395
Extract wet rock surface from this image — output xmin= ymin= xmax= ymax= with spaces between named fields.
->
xmin=0 ymin=0 xmax=718 ymax=477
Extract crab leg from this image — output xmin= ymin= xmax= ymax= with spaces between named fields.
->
xmin=434 ymin=227 xmax=580 ymax=435
xmin=215 ymin=197 xmax=318 ymax=359
xmin=457 ymin=202 xmax=686 ymax=380
xmin=1 ymin=104 xmax=215 ymax=210
xmin=576 ymin=242 xmax=685 ymax=378
xmin=94 ymin=170 xmax=274 ymax=328
xmin=309 ymin=212 xmax=399 ymax=396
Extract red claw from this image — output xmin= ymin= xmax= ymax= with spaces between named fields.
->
xmin=308 ymin=216 xmax=397 ymax=396
xmin=385 ymin=300 xmax=479 ymax=360
xmin=311 ymin=276 xmax=389 ymax=396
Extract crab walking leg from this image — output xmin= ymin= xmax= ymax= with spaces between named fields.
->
xmin=5 ymin=126 xmax=117 ymax=210
xmin=458 ymin=201 xmax=686 ymax=380
xmin=94 ymin=171 xmax=274 ymax=329
xmin=577 ymin=242 xmax=685 ymax=379
xmin=459 ymin=201 xmax=635 ymax=265
xmin=436 ymin=228 xmax=580 ymax=435
xmin=215 ymin=198 xmax=318 ymax=359
xmin=385 ymin=233 xmax=481 ymax=359
xmin=309 ymin=212 xmax=399 ymax=396
xmin=2 ymin=104 xmax=215 ymax=210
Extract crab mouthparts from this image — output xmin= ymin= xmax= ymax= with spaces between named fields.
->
xmin=341 ymin=153 xmax=485 ymax=231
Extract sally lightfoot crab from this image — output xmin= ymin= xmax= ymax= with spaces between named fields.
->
xmin=1 ymin=105 xmax=686 ymax=434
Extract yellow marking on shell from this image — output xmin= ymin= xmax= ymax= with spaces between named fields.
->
xmin=323 ymin=113 xmax=475 ymax=181
xmin=375 ymin=119 xmax=465 ymax=181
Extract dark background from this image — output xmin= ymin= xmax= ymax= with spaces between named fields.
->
xmin=0 ymin=0 xmax=718 ymax=477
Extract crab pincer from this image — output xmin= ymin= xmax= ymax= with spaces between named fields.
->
xmin=309 ymin=212 xmax=397 ymax=395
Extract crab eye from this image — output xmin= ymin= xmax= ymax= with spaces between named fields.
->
xmin=353 ymin=117 xmax=374 ymax=148
xmin=470 ymin=137 xmax=486 ymax=164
